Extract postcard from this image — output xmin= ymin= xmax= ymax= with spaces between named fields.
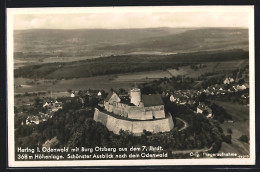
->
xmin=7 ymin=6 xmax=255 ymax=167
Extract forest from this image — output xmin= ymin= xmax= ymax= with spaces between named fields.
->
xmin=15 ymin=95 xmax=232 ymax=160
xmin=14 ymin=49 xmax=248 ymax=79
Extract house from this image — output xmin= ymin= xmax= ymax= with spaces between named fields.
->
xmin=97 ymin=91 xmax=102 ymax=96
xmin=187 ymin=100 xmax=196 ymax=105
xmin=244 ymin=83 xmax=249 ymax=89
xmin=43 ymin=102 xmax=49 ymax=108
xmin=205 ymin=87 xmax=215 ymax=95
xmin=71 ymin=93 xmax=75 ymax=97
xmin=170 ymin=94 xmax=177 ymax=102
xmin=232 ymin=86 xmax=238 ymax=92
xmin=224 ymin=77 xmax=235 ymax=84
xmin=237 ymin=84 xmax=247 ymax=90
xmin=170 ymin=91 xmax=184 ymax=103
xmin=177 ymin=99 xmax=187 ymax=105
xmin=241 ymin=93 xmax=249 ymax=99
xmin=26 ymin=115 xmax=40 ymax=125
xmin=86 ymin=89 xmax=100 ymax=96
xmin=197 ymin=103 xmax=212 ymax=118
xmin=104 ymin=91 xmax=121 ymax=104
xmin=219 ymin=89 xmax=226 ymax=95
xmin=42 ymin=100 xmax=63 ymax=112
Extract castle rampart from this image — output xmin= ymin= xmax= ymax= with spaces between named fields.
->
xmin=94 ymin=109 xmax=174 ymax=135
xmin=104 ymin=101 xmax=165 ymax=120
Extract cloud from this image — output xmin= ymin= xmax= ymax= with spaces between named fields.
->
xmin=13 ymin=8 xmax=249 ymax=30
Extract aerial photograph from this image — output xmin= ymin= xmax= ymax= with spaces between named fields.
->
xmin=9 ymin=7 xmax=253 ymax=165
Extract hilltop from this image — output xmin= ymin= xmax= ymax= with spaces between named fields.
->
xmin=98 ymin=28 xmax=248 ymax=53
xmin=14 ymin=27 xmax=248 ymax=58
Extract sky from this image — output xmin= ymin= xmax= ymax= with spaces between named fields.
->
xmin=12 ymin=7 xmax=251 ymax=30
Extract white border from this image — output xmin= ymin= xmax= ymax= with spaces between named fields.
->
xmin=7 ymin=6 xmax=255 ymax=167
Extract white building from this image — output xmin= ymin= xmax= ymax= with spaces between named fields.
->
xmin=97 ymin=91 xmax=102 ymax=96
xmin=130 ymin=88 xmax=141 ymax=106
xmin=197 ymin=103 xmax=213 ymax=118
xmin=237 ymin=84 xmax=247 ymax=90
xmin=224 ymin=77 xmax=235 ymax=84
xmin=170 ymin=95 xmax=177 ymax=102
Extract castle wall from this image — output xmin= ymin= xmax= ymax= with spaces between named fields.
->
xmin=94 ymin=109 xmax=174 ymax=135
xmin=104 ymin=102 xmax=165 ymax=120
xmin=153 ymin=110 xmax=165 ymax=119
xmin=130 ymin=88 xmax=141 ymax=106
xmin=94 ymin=109 xmax=108 ymax=124
xmin=128 ymin=109 xmax=152 ymax=120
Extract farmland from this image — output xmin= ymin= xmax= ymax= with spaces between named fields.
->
xmin=213 ymin=101 xmax=250 ymax=155
xmin=14 ymin=70 xmax=171 ymax=96
xmin=167 ymin=59 xmax=248 ymax=78
xmin=13 ymin=27 xmax=248 ymax=73
xmin=14 ymin=75 xmax=136 ymax=95
xmin=14 ymin=55 xmax=249 ymax=101
xmin=14 ymin=49 xmax=249 ymax=79
xmin=12 ymin=25 xmax=252 ymax=160
xmin=14 ymin=56 xmax=248 ymax=95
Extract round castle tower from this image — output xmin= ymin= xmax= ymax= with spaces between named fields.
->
xmin=130 ymin=88 xmax=141 ymax=106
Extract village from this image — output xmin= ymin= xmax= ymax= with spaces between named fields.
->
xmin=12 ymin=68 xmax=250 ymax=160
xmin=9 ymin=8 xmax=253 ymax=164
xmin=16 ymin=69 xmax=249 ymax=128
xmin=167 ymin=76 xmax=249 ymax=118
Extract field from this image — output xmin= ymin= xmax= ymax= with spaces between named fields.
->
xmin=14 ymin=57 xmax=249 ymax=97
xmin=167 ymin=59 xmax=248 ymax=78
xmin=14 ymin=74 xmax=143 ymax=95
xmin=13 ymin=28 xmax=249 ymax=80
xmin=213 ymin=101 xmax=250 ymax=156
xmin=114 ymin=70 xmax=172 ymax=82
xmin=12 ymin=26 xmax=252 ymax=160
xmin=14 ymin=49 xmax=249 ymax=80
xmin=14 ymin=69 xmax=174 ymax=96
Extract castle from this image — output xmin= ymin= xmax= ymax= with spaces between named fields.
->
xmin=94 ymin=88 xmax=174 ymax=135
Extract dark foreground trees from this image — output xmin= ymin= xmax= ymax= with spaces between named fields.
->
xmin=15 ymin=98 xmax=229 ymax=158
xmin=239 ymin=135 xmax=249 ymax=143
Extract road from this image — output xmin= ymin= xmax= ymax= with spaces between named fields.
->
xmin=176 ymin=117 xmax=189 ymax=131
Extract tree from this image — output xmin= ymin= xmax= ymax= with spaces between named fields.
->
xmin=203 ymin=110 xmax=209 ymax=116
xmin=238 ymin=79 xmax=245 ymax=85
xmin=78 ymin=90 xmax=84 ymax=97
xmin=119 ymin=88 xmax=126 ymax=94
xmin=67 ymin=89 xmax=72 ymax=94
xmin=239 ymin=135 xmax=249 ymax=143
xmin=34 ymin=97 xmax=42 ymax=108
xmin=198 ymin=92 xmax=207 ymax=102
xmin=222 ymin=134 xmax=232 ymax=144
xmin=88 ymin=97 xmax=98 ymax=109
xmin=227 ymin=128 xmax=232 ymax=134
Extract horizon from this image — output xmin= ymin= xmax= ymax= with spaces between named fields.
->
xmin=12 ymin=7 xmax=251 ymax=30
xmin=14 ymin=26 xmax=249 ymax=31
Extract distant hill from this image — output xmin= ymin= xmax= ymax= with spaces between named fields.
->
xmin=14 ymin=28 xmax=191 ymax=54
xmin=98 ymin=28 xmax=249 ymax=53
xmin=14 ymin=27 xmax=248 ymax=57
